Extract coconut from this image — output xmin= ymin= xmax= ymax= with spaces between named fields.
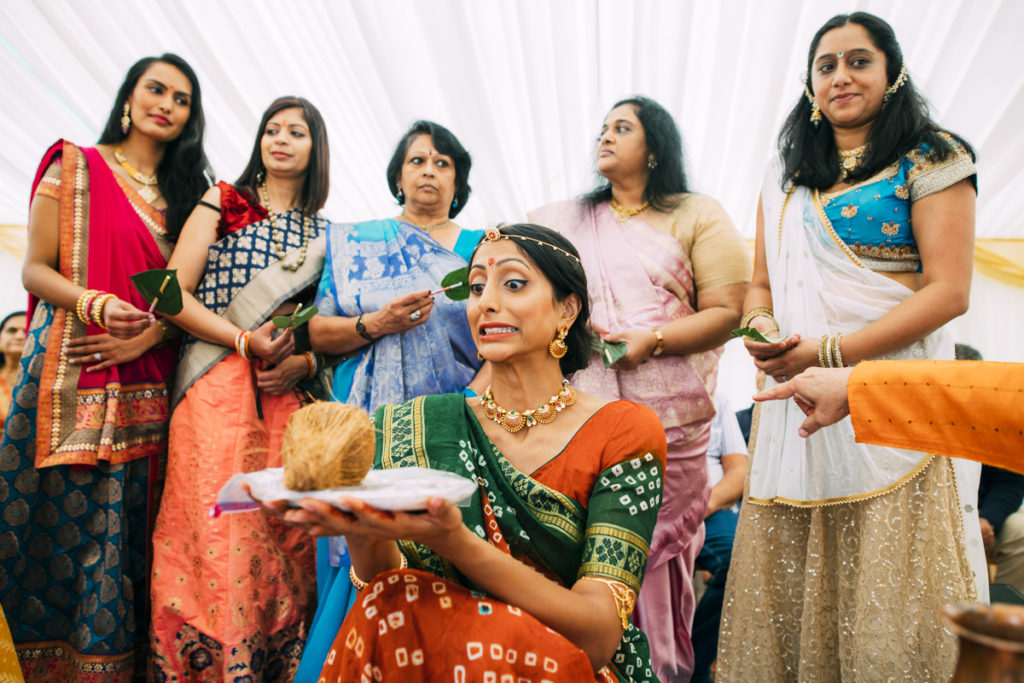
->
xmin=280 ymin=402 xmax=375 ymax=491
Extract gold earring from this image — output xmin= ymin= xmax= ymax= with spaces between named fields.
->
xmin=805 ymin=86 xmax=821 ymax=128
xmin=548 ymin=324 xmax=569 ymax=359
xmin=121 ymin=101 xmax=131 ymax=134
xmin=647 ymin=153 xmax=657 ymax=170
xmin=477 ymin=350 xmax=483 ymax=362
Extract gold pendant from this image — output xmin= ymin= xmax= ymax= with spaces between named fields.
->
xmin=138 ymin=185 xmax=157 ymax=203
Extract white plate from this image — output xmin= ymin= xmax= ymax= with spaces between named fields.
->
xmin=211 ymin=466 xmax=478 ymax=516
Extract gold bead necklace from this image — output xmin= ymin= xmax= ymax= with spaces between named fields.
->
xmin=609 ymin=198 xmax=650 ymax=222
xmin=114 ymin=145 xmax=158 ymax=203
xmin=481 ymin=379 xmax=578 ymax=433
xmin=399 ymin=212 xmax=452 ymax=232
xmin=259 ymin=183 xmax=312 ymax=272
xmin=838 ymin=145 xmax=867 ymax=181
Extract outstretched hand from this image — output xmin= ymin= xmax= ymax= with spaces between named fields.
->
xmin=753 ymin=366 xmax=854 ymax=437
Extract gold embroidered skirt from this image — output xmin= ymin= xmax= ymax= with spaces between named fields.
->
xmin=718 ymin=456 xmax=975 ymax=682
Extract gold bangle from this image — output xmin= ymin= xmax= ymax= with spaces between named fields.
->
xmin=832 ymin=332 xmax=845 ymax=368
xmin=75 ymin=289 xmax=100 ymax=325
xmin=817 ymin=335 xmax=831 ymax=368
xmin=740 ymin=306 xmax=774 ymax=329
xmin=651 ymin=329 xmax=664 ymax=356
xmin=583 ymin=576 xmax=637 ymax=631
xmin=350 ymin=552 xmax=408 ymax=592
xmin=91 ymin=294 xmax=117 ymax=329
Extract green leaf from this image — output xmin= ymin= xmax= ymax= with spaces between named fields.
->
xmin=272 ymin=303 xmax=319 ymax=329
xmin=130 ymin=269 xmax=183 ymax=315
xmin=590 ymin=333 xmax=628 ymax=368
xmin=440 ymin=267 xmax=470 ymax=301
xmin=730 ymin=327 xmax=774 ymax=343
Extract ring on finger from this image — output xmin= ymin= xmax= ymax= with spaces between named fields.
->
xmin=93 ymin=352 xmax=102 ymax=361
xmin=409 ymin=310 xmax=422 ymax=322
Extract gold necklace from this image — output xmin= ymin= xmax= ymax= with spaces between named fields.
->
xmin=481 ymin=379 xmax=578 ymax=433
xmin=259 ymin=183 xmax=312 ymax=272
xmin=838 ymin=145 xmax=867 ymax=181
xmin=114 ymin=145 xmax=158 ymax=202
xmin=609 ymin=198 xmax=649 ymax=222
xmin=399 ymin=212 xmax=451 ymax=232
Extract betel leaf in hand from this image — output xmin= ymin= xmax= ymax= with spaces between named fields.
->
xmin=730 ymin=327 xmax=775 ymax=343
xmin=590 ymin=333 xmax=628 ymax=368
xmin=272 ymin=303 xmax=319 ymax=329
xmin=438 ymin=267 xmax=470 ymax=301
xmin=130 ymin=269 xmax=183 ymax=315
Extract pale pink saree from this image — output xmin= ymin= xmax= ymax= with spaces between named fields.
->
xmin=531 ymin=199 xmax=721 ymax=682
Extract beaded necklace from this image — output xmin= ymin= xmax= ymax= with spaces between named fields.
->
xmin=259 ymin=183 xmax=312 ymax=272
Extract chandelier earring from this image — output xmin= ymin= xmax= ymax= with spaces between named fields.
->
xmin=548 ymin=324 xmax=570 ymax=359
xmin=647 ymin=154 xmax=657 ymax=170
xmin=883 ymin=63 xmax=908 ymax=106
xmin=120 ymin=102 xmax=132 ymax=135
xmin=805 ymin=86 xmax=821 ymax=128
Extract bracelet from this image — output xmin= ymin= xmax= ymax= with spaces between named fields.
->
xmin=355 ymin=313 xmax=375 ymax=343
xmin=740 ymin=306 xmax=775 ymax=329
xmin=91 ymin=294 xmax=117 ymax=330
xmin=302 ymin=352 xmax=317 ymax=380
xmin=234 ymin=330 xmax=253 ymax=360
xmin=817 ymin=335 xmax=831 ymax=368
xmin=831 ymin=332 xmax=845 ymax=368
xmin=350 ymin=552 xmax=408 ymax=591
xmin=651 ymin=329 xmax=664 ymax=357
xmin=583 ymin=576 xmax=637 ymax=631
xmin=75 ymin=289 xmax=101 ymax=325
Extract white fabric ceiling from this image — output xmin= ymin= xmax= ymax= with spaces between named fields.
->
xmin=2 ymin=0 xmax=1022 ymax=238
xmin=1 ymin=0 xmax=1022 ymax=406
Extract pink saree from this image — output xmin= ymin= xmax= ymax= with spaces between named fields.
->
xmin=530 ymin=199 xmax=720 ymax=681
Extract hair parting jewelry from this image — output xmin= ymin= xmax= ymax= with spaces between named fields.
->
xmin=482 ymin=226 xmax=582 ymax=265
xmin=259 ymin=184 xmax=312 ymax=271
xmin=883 ymin=63 xmax=908 ymax=105
xmin=351 ymin=552 xmax=408 ymax=591
xmin=609 ymin=198 xmax=650 ymax=223
xmin=120 ymin=101 xmax=131 ymax=135
xmin=481 ymin=379 xmax=578 ymax=433
xmin=548 ymin=324 xmax=569 ymax=359
xmin=805 ymin=86 xmax=822 ymax=128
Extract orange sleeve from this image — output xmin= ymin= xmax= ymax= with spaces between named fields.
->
xmin=849 ymin=360 xmax=1024 ymax=473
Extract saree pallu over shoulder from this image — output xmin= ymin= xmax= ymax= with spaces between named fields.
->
xmin=530 ymin=199 xmax=718 ymax=434
xmin=171 ymin=210 xmax=328 ymax=406
xmin=752 ymin=162 xmax=950 ymax=506
xmin=372 ymin=394 xmax=664 ymax=682
xmin=24 ymin=140 xmax=176 ymax=468
xmin=318 ymin=219 xmax=480 ymax=414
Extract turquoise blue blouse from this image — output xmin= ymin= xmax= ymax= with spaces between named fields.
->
xmin=819 ymin=137 xmax=976 ymax=272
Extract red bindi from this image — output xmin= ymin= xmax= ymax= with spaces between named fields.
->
xmin=487 ymin=257 xmax=495 ymax=266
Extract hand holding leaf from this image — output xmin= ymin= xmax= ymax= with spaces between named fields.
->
xmin=131 ymin=269 xmax=183 ymax=316
xmin=730 ymin=327 xmax=777 ymax=343
xmin=273 ymin=302 xmax=318 ymax=329
xmin=431 ymin=267 xmax=470 ymax=301
xmin=590 ymin=333 xmax=628 ymax=368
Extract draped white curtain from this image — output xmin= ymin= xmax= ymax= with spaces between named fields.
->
xmin=2 ymin=0 xmax=1022 ymax=406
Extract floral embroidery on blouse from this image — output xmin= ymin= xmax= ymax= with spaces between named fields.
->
xmin=895 ymin=185 xmax=909 ymax=200
xmin=841 ymin=205 xmax=858 ymax=218
xmin=881 ymin=222 xmax=900 ymax=236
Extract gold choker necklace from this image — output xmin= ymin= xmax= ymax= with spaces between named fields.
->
xmin=260 ymin=184 xmax=312 ymax=272
xmin=481 ymin=380 xmax=578 ymax=433
xmin=399 ymin=213 xmax=451 ymax=232
xmin=609 ymin=199 xmax=649 ymax=222
xmin=838 ymin=145 xmax=867 ymax=181
xmin=114 ymin=145 xmax=158 ymax=202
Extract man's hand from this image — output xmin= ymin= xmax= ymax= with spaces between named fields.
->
xmin=753 ymin=366 xmax=854 ymax=437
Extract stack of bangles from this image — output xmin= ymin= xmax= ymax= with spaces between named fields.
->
xmin=302 ymin=351 xmax=319 ymax=380
xmin=350 ymin=553 xmax=407 ymax=591
xmin=75 ymin=289 xmax=117 ymax=330
xmin=740 ymin=305 xmax=779 ymax=335
xmin=234 ymin=329 xmax=253 ymax=360
xmin=817 ymin=333 xmax=845 ymax=368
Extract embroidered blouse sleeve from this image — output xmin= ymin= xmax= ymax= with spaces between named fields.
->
xmin=32 ymin=160 xmax=63 ymax=200
xmin=906 ymin=135 xmax=977 ymax=202
xmin=576 ymin=403 xmax=667 ymax=594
